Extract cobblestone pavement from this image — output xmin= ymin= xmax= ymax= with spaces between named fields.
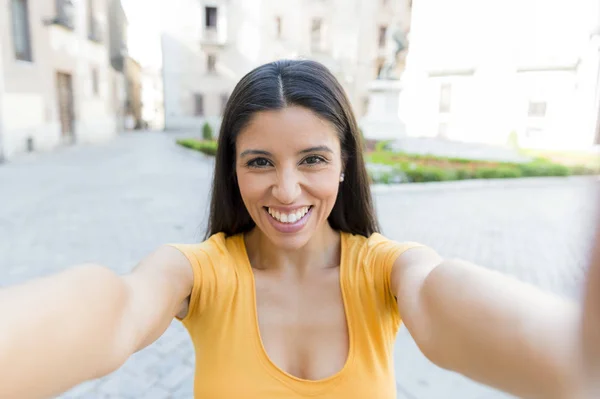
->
xmin=1 ymin=131 xmax=598 ymax=399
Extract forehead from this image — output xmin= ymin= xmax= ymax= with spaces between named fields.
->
xmin=236 ymin=106 xmax=340 ymax=152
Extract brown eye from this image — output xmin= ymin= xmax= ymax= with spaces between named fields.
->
xmin=303 ymin=155 xmax=326 ymax=166
xmin=247 ymin=158 xmax=272 ymax=168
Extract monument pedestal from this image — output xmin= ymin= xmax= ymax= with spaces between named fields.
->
xmin=359 ymin=80 xmax=406 ymax=141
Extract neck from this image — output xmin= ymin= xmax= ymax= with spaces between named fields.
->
xmin=244 ymin=223 xmax=341 ymax=277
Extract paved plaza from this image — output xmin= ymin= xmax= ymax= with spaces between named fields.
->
xmin=1 ymin=131 xmax=598 ymax=399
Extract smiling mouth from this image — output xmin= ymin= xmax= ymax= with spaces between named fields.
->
xmin=264 ymin=206 xmax=312 ymax=224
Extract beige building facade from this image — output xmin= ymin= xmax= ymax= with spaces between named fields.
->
xmin=400 ymin=0 xmax=600 ymax=150
xmin=0 ymin=0 xmax=118 ymax=160
xmin=162 ymin=0 xmax=412 ymax=131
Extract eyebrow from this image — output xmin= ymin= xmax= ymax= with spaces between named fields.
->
xmin=239 ymin=145 xmax=333 ymax=158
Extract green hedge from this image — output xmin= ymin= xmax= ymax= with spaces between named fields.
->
xmin=367 ymin=151 xmax=598 ymax=184
xmin=177 ymin=138 xmax=597 ymax=184
xmin=177 ymin=138 xmax=218 ymax=156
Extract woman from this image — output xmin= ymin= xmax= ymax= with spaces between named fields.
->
xmin=0 ymin=60 xmax=596 ymax=399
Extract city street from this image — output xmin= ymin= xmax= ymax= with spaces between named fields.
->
xmin=1 ymin=131 xmax=598 ymax=399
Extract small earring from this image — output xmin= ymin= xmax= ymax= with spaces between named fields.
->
xmin=340 ymin=173 xmax=345 ymax=182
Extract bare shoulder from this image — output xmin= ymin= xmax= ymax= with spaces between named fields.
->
xmin=132 ymin=244 xmax=193 ymax=280
xmin=122 ymin=245 xmax=194 ymax=352
xmin=390 ymin=245 xmax=443 ymax=296
xmin=131 ymin=244 xmax=194 ymax=312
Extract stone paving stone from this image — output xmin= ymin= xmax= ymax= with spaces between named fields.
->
xmin=60 ymin=380 xmax=102 ymax=398
xmin=140 ymin=384 xmax=172 ymax=399
xmin=1 ymin=131 xmax=597 ymax=399
xmin=172 ymin=379 xmax=195 ymax=399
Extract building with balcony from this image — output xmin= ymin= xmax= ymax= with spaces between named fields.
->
xmin=161 ymin=0 xmax=412 ymax=131
xmin=0 ymin=0 xmax=118 ymax=160
xmin=107 ymin=0 xmax=128 ymax=132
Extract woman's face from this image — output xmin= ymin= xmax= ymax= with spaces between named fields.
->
xmin=235 ymin=106 xmax=343 ymax=249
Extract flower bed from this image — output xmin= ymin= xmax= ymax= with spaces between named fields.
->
xmin=176 ymin=138 xmax=598 ymax=184
xmin=366 ymin=149 xmax=598 ymax=184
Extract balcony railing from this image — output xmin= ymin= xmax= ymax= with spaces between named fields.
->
xmin=50 ymin=0 xmax=75 ymax=30
xmin=200 ymin=27 xmax=227 ymax=47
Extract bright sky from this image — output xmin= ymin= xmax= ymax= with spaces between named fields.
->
xmin=121 ymin=0 xmax=179 ymax=67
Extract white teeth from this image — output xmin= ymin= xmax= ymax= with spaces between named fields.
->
xmin=267 ymin=206 xmax=310 ymax=224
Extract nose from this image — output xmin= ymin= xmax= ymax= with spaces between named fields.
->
xmin=272 ymin=166 xmax=301 ymax=204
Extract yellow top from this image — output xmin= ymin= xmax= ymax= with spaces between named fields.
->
xmin=170 ymin=231 xmax=423 ymax=398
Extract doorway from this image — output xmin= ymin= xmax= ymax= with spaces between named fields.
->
xmin=56 ymin=72 xmax=75 ymax=143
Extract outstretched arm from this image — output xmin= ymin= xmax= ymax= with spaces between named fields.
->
xmin=391 ymin=247 xmax=582 ymax=399
xmin=0 ymin=246 xmax=193 ymax=399
xmin=581 ymin=216 xmax=600 ymax=397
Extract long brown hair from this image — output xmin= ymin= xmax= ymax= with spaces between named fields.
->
xmin=206 ymin=59 xmax=379 ymax=239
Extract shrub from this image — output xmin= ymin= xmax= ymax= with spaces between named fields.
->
xmin=202 ymin=122 xmax=213 ymax=141
xmin=177 ymin=138 xmax=218 ymax=156
xmin=455 ymin=168 xmax=475 ymax=180
xmin=570 ymin=165 xmax=598 ymax=175
xmin=475 ymin=166 xmax=522 ymax=179
xmin=405 ymin=165 xmax=452 ymax=183
xmin=375 ymin=140 xmax=393 ymax=152
xmin=518 ymin=161 xmax=570 ymax=177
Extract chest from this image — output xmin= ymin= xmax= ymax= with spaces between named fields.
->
xmin=253 ymin=267 xmax=350 ymax=381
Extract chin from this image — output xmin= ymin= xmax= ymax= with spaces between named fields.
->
xmin=266 ymin=231 xmax=313 ymax=250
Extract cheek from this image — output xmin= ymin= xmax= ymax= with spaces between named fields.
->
xmin=305 ymin=170 xmax=340 ymax=201
xmin=236 ymin=171 xmax=268 ymax=204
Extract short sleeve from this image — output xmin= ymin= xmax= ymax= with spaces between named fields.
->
xmin=167 ymin=233 xmax=229 ymax=327
xmin=364 ymin=233 xmax=425 ymax=324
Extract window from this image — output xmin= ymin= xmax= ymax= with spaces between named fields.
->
xmin=205 ymin=7 xmax=218 ymax=29
xmin=528 ymin=101 xmax=547 ymax=117
xmin=194 ymin=94 xmax=204 ymax=116
xmin=87 ymin=0 xmax=101 ymax=42
xmin=311 ymin=18 xmax=323 ymax=52
xmin=207 ymin=54 xmax=217 ymax=73
xmin=11 ymin=0 xmax=32 ymax=61
xmin=92 ymin=68 xmax=99 ymax=96
xmin=275 ymin=16 xmax=282 ymax=39
xmin=439 ymin=83 xmax=452 ymax=113
xmin=378 ymin=26 xmax=387 ymax=48
xmin=87 ymin=0 xmax=94 ymax=36
xmin=221 ymin=93 xmax=229 ymax=114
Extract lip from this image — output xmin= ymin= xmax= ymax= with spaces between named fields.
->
xmin=265 ymin=205 xmax=311 ymax=213
xmin=264 ymin=206 xmax=313 ymax=234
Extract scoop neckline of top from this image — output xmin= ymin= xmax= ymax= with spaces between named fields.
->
xmin=234 ymin=231 xmax=355 ymax=392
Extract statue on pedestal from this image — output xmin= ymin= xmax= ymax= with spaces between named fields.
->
xmin=378 ymin=24 xmax=408 ymax=80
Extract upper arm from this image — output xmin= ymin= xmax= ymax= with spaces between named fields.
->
xmin=390 ymin=246 xmax=443 ymax=358
xmin=392 ymin=252 xmax=581 ymax=398
xmin=121 ymin=245 xmax=194 ymax=353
